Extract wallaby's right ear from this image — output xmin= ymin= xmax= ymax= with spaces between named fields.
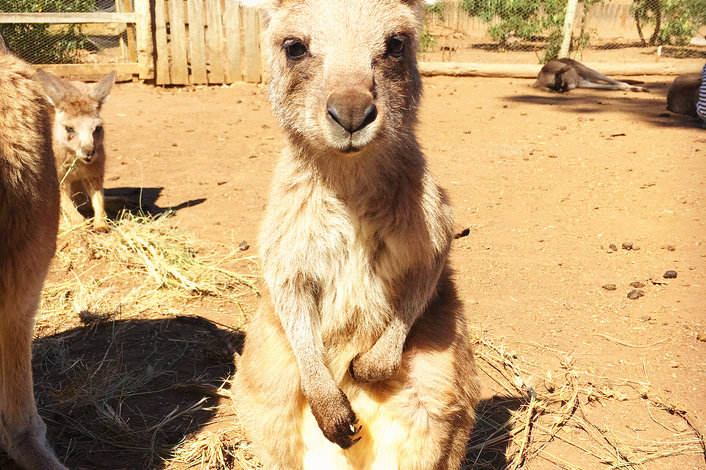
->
xmin=238 ymin=0 xmax=278 ymax=9
xmin=36 ymin=69 xmax=71 ymax=107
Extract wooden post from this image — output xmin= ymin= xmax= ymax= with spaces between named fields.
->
xmin=187 ymin=0 xmax=208 ymax=84
xmin=168 ymin=0 xmax=189 ymax=84
xmin=224 ymin=0 xmax=242 ymax=83
xmin=559 ymin=0 xmax=579 ymax=58
xmin=135 ymin=0 xmax=155 ymax=80
xmin=205 ymin=0 xmax=226 ymax=83
xmin=153 ymin=0 xmax=170 ymax=83
xmin=123 ymin=0 xmax=138 ymax=63
xmin=243 ymin=7 xmax=260 ymax=83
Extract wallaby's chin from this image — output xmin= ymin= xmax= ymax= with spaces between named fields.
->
xmin=321 ymin=115 xmax=381 ymax=156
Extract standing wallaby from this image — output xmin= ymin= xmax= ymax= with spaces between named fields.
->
xmin=36 ymin=69 xmax=115 ymax=232
xmin=0 ymin=54 xmax=65 ymax=470
xmin=235 ymin=1 xmax=479 ymax=469
xmin=535 ymin=58 xmax=645 ymax=93
xmin=666 ymin=72 xmax=701 ymax=117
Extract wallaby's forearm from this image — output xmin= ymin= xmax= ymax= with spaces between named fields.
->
xmin=350 ymin=255 xmax=448 ymax=382
xmin=271 ymin=280 xmax=361 ymax=448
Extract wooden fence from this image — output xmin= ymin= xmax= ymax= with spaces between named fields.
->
xmin=153 ymin=0 xmax=261 ymax=85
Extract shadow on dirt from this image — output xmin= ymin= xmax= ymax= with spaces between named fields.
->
xmin=0 ymin=316 xmax=242 ymax=470
xmin=466 ymin=395 xmax=527 ymax=469
xmin=503 ymin=81 xmax=702 ymax=129
xmin=94 ymin=186 xmax=206 ymax=218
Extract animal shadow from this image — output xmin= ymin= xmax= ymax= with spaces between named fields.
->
xmin=0 ymin=316 xmax=243 ymax=470
xmin=74 ymin=186 xmax=206 ymax=219
xmin=465 ymin=395 xmax=527 ymax=469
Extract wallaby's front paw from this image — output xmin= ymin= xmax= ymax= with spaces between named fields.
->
xmin=349 ymin=347 xmax=401 ymax=383
xmin=309 ymin=388 xmax=361 ymax=449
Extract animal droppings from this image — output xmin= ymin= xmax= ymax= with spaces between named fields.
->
xmin=663 ymin=270 xmax=678 ymax=279
xmin=627 ymin=289 xmax=644 ymax=300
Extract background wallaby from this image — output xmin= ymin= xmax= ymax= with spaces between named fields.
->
xmin=235 ymin=0 xmax=479 ymax=468
xmin=37 ymin=69 xmax=115 ymax=232
xmin=0 ymin=53 xmax=65 ymax=470
xmin=535 ymin=58 xmax=645 ymax=93
xmin=666 ymin=72 xmax=701 ymax=117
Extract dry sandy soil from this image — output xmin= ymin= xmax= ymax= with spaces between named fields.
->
xmin=2 ymin=73 xmax=704 ymax=469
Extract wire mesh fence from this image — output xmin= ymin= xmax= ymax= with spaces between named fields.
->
xmin=0 ymin=0 xmax=136 ymax=66
xmin=420 ymin=0 xmax=706 ymax=67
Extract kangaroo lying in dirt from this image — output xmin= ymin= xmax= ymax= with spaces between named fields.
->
xmin=235 ymin=0 xmax=479 ymax=468
xmin=0 ymin=53 xmax=65 ymax=470
xmin=535 ymin=58 xmax=645 ymax=93
xmin=36 ymin=69 xmax=115 ymax=232
xmin=666 ymin=72 xmax=701 ymax=117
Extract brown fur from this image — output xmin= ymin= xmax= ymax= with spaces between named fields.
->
xmin=535 ymin=58 xmax=645 ymax=93
xmin=235 ymin=1 xmax=479 ymax=468
xmin=0 ymin=53 xmax=65 ymax=469
xmin=666 ymin=72 xmax=701 ymax=117
xmin=36 ymin=69 xmax=115 ymax=232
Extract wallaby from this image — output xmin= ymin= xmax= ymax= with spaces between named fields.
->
xmin=666 ymin=72 xmax=701 ymax=117
xmin=36 ymin=69 xmax=115 ymax=232
xmin=234 ymin=1 xmax=480 ymax=469
xmin=0 ymin=53 xmax=65 ymax=470
xmin=535 ymin=58 xmax=645 ymax=93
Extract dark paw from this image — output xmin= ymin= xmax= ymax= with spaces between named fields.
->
xmin=348 ymin=351 xmax=399 ymax=383
xmin=311 ymin=389 xmax=362 ymax=449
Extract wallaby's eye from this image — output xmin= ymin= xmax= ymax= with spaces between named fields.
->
xmin=95 ymin=125 xmax=103 ymax=134
xmin=283 ymin=39 xmax=308 ymax=61
xmin=65 ymin=126 xmax=75 ymax=135
xmin=387 ymin=35 xmax=405 ymax=57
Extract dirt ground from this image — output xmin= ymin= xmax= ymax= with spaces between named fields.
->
xmin=4 ymin=74 xmax=704 ymax=469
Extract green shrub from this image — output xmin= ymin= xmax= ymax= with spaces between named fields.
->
xmin=0 ymin=0 xmax=96 ymax=64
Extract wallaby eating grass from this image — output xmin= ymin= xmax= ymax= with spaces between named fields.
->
xmin=535 ymin=58 xmax=645 ymax=93
xmin=666 ymin=72 xmax=701 ymax=117
xmin=36 ymin=69 xmax=115 ymax=232
xmin=234 ymin=0 xmax=480 ymax=469
xmin=0 ymin=53 xmax=65 ymax=470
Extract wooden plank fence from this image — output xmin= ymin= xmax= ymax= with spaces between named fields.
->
xmin=153 ymin=0 xmax=261 ymax=85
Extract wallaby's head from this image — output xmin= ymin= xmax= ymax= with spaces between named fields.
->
xmin=244 ymin=0 xmax=434 ymax=156
xmin=37 ymin=69 xmax=115 ymax=163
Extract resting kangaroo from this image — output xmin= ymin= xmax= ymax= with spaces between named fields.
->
xmin=0 ymin=53 xmax=65 ymax=469
xmin=37 ymin=69 xmax=115 ymax=232
xmin=235 ymin=0 xmax=479 ymax=469
xmin=666 ymin=72 xmax=701 ymax=117
xmin=535 ymin=58 xmax=645 ymax=93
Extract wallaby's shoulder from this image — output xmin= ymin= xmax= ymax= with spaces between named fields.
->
xmin=0 ymin=54 xmax=50 ymax=170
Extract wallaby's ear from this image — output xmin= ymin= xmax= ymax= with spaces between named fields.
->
xmin=36 ymin=68 xmax=74 ymax=107
xmin=238 ymin=0 xmax=279 ymax=10
xmin=90 ymin=70 xmax=116 ymax=106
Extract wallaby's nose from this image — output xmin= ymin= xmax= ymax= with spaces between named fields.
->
xmin=326 ymin=89 xmax=377 ymax=134
xmin=82 ymin=146 xmax=95 ymax=160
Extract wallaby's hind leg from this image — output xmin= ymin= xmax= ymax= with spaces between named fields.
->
xmin=235 ymin=303 xmax=306 ymax=470
xmin=573 ymin=62 xmax=644 ymax=91
xmin=59 ymin=182 xmax=86 ymax=228
xmin=0 ymin=281 xmax=68 ymax=470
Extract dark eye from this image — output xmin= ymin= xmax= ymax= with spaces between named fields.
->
xmin=95 ymin=125 xmax=103 ymax=134
xmin=284 ymin=39 xmax=307 ymax=61
xmin=65 ymin=126 xmax=75 ymax=135
xmin=387 ymin=36 xmax=405 ymax=57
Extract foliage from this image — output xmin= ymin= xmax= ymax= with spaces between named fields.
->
xmin=425 ymin=2 xmax=446 ymax=16
xmin=632 ymin=0 xmax=706 ymax=46
xmin=0 ymin=0 xmax=96 ymax=64
xmin=460 ymin=0 xmax=603 ymax=62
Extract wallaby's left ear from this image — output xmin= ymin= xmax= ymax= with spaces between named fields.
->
xmin=90 ymin=70 xmax=116 ymax=106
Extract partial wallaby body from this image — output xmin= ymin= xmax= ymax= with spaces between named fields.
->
xmin=0 ymin=54 xmax=65 ymax=470
xmin=666 ymin=72 xmax=701 ymax=117
xmin=235 ymin=1 xmax=479 ymax=469
xmin=37 ymin=70 xmax=115 ymax=232
xmin=535 ymin=58 xmax=645 ymax=93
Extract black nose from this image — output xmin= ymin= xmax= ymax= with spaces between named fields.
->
xmin=326 ymin=89 xmax=377 ymax=134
